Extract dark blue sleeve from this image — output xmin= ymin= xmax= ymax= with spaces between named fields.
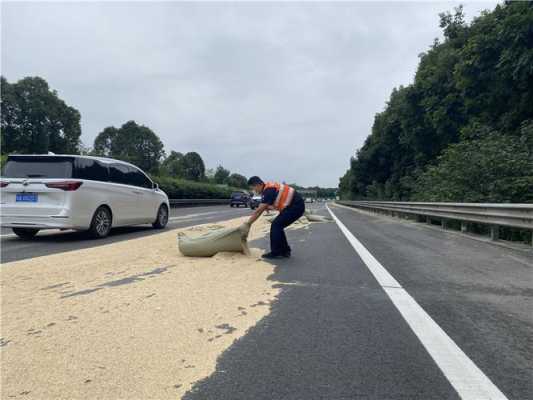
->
xmin=261 ymin=187 xmax=277 ymax=205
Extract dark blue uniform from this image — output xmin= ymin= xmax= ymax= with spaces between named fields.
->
xmin=262 ymin=187 xmax=305 ymax=255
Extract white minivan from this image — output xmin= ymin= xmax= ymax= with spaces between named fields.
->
xmin=0 ymin=154 xmax=170 ymax=239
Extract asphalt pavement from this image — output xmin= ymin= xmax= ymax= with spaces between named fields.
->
xmin=184 ymin=203 xmax=532 ymax=400
xmin=2 ymin=202 xmax=531 ymax=399
xmin=0 ymin=205 xmax=250 ymax=263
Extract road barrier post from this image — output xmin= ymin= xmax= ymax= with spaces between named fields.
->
xmin=490 ymin=225 xmax=499 ymax=241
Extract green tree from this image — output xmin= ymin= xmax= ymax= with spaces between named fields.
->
xmin=214 ymin=165 xmax=231 ymax=184
xmin=1 ymin=76 xmax=81 ymax=154
xmin=412 ymin=131 xmax=533 ymax=202
xmin=227 ymin=173 xmax=248 ymax=188
xmin=205 ymin=168 xmax=216 ymax=183
xmin=339 ymin=1 xmax=533 ymax=202
xmin=180 ymin=152 xmax=205 ymax=181
xmin=93 ymin=120 xmax=165 ymax=172
xmin=161 ymin=151 xmax=184 ymax=177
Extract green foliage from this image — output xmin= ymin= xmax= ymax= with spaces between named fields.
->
xmin=161 ymin=151 xmax=184 ymax=177
xmin=152 ymin=175 xmax=237 ymax=199
xmin=227 ymin=173 xmax=248 ymax=188
xmin=338 ymin=168 xmax=354 ymax=199
xmin=179 ymin=152 xmax=206 ymax=181
xmin=412 ymin=130 xmax=533 ymax=203
xmin=0 ymin=154 xmax=7 ymax=170
xmin=290 ymin=183 xmax=338 ymax=199
xmin=340 ymin=2 xmax=533 ymax=202
xmin=204 ymin=168 xmax=215 ymax=183
xmin=1 ymin=76 xmax=82 ymax=154
xmin=159 ymin=151 xmax=207 ymax=182
xmin=93 ymin=120 xmax=165 ymax=173
xmin=214 ymin=165 xmax=231 ymax=184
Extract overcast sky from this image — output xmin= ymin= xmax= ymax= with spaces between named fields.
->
xmin=1 ymin=1 xmax=497 ymax=187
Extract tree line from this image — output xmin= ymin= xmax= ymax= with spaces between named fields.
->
xmin=0 ymin=76 xmax=248 ymax=188
xmin=1 ymin=75 xmax=338 ymax=195
xmin=339 ymin=1 xmax=533 ymax=203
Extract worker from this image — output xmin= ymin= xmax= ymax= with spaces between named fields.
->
xmin=240 ymin=176 xmax=305 ymax=259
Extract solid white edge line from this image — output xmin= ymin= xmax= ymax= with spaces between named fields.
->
xmin=326 ymin=203 xmax=508 ymax=400
xmin=169 ymin=207 xmax=248 ymax=221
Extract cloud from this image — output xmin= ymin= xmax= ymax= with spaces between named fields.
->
xmin=1 ymin=1 xmax=498 ymax=186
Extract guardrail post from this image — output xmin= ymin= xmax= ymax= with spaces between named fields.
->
xmin=460 ymin=221 xmax=468 ymax=233
xmin=426 ymin=216 xmax=432 ymax=225
xmin=490 ymin=225 xmax=499 ymax=241
xmin=441 ymin=219 xmax=448 ymax=230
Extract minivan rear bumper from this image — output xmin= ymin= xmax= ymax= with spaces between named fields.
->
xmin=0 ymin=214 xmax=79 ymax=230
xmin=0 ymin=205 xmax=92 ymax=230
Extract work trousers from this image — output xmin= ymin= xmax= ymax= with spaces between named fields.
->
xmin=270 ymin=196 xmax=305 ymax=255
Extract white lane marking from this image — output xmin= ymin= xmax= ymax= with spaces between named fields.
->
xmin=1 ymin=233 xmax=16 ymax=238
xmin=168 ymin=209 xmax=247 ymax=224
xmin=167 ymin=217 xmax=199 ymax=225
xmin=326 ymin=204 xmax=508 ymax=400
xmin=169 ymin=211 xmax=221 ymax=220
xmin=169 ymin=208 xmax=248 ymax=221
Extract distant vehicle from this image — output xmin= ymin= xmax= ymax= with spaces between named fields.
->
xmin=0 ymin=154 xmax=169 ymax=239
xmin=305 ymin=197 xmax=315 ymax=203
xmin=230 ymin=191 xmax=250 ymax=208
xmin=250 ymin=194 xmax=261 ymax=210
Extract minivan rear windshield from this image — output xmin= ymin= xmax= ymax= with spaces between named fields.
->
xmin=2 ymin=156 xmax=74 ymax=178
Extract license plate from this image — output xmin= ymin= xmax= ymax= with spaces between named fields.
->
xmin=16 ymin=193 xmax=38 ymax=202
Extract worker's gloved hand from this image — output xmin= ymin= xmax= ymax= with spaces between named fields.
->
xmin=239 ymin=222 xmax=251 ymax=239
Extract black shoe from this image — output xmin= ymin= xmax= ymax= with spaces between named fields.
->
xmin=261 ymin=252 xmax=289 ymax=259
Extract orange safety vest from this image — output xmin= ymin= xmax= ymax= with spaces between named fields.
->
xmin=263 ymin=182 xmax=295 ymax=211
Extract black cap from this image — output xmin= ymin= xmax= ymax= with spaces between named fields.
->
xmin=247 ymin=176 xmax=264 ymax=186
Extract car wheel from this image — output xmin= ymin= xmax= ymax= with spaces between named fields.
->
xmin=153 ymin=204 xmax=169 ymax=229
xmin=12 ymin=228 xmax=39 ymax=240
xmin=88 ymin=206 xmax=112 ymax=239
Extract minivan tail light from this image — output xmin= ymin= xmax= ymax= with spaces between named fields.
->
xmin=45 ymin=181 xmax=83 ymax=191
xmin=0 ymin=181 xmax=9 ymax=188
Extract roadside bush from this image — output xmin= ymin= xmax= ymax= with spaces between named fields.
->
xmin=152 ymin=175 xmax=242 ymax=199
xmin=411 ymin=133 xmax=533 ymax=203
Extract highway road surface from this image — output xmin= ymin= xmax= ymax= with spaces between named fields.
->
xmin=185 ymin=203 xmax=532 ymax=400
xmin=1 ymin=202 xmax=532 ymax=399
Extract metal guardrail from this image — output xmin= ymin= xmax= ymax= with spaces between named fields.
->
xmin=169 ymin=198 xmax=230 ymax=207
xmin=336 ymin=200 xmax=533 ymax=245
